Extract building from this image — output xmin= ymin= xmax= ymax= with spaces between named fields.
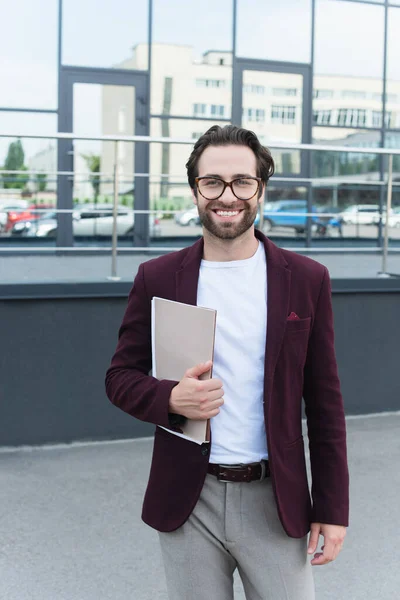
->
xmin=1 ymin=0 xmax=400 ymax=246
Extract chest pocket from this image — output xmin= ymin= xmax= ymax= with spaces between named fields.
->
xmin=283 ymin=317 xmax=311 ymax=368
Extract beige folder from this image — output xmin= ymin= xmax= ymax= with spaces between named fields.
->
xmin=151 ymin=297 xmax=217 ymax=444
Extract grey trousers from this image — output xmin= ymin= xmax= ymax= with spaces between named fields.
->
xmin=159 ymin=474 xmax=315 ymax=600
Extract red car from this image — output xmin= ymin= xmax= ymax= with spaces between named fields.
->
xmin=5 ymin=204 xmax=55 ymax=232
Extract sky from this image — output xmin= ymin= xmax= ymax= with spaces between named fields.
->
xmin=1 ymin=0 xmax=400 ymax=163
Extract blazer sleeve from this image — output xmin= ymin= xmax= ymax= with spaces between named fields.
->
xmin=105 ymin=263 xmax=182 ymax=429
xmin=303 ymin=267 xmax=350 ymax=527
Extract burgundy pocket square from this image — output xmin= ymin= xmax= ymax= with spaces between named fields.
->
xmin=287 ymin=312 xmax=300 ymax=321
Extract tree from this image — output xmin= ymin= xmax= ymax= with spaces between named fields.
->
xmin=2 ymin=139 xmax=29 ymax=189
xmin=36 ymin=172 xmax=47 ymax=192
xmin=82 ymin=153 xmax=100 ymax=201
xmin=5 ymin=139 xmax=25 ymax=171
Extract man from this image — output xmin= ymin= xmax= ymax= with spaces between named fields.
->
xmin=105 ymin=125 xmax=349 ymax=600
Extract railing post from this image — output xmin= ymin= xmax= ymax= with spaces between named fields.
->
xmin=379 ymin=153 xmax=393 ymax=277
xmin=108 ymin=140 xmax=121 ymax=281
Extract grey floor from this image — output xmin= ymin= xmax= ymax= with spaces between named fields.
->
xmin=1 ymin=251 xmax=400 ymax=283
xmin=1 ymin=413 xmax=399 ymax=600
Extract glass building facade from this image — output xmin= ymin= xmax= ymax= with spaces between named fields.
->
xmin=1 ymin=0 xmax=400 ymax=248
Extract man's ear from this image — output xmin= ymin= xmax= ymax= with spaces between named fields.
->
xmin=258 ymin=183 xmax=266 ymax=205
xmin=191 ymin=188 xmax=198 ymax=206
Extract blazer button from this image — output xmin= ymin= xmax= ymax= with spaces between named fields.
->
xmin=201 ymin=444 xmax=209 ymax=456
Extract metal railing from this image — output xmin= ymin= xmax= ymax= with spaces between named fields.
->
xmin=1 ymin=131 xmax=400 ymax=279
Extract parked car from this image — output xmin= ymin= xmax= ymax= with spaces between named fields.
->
xmin=375 ymin=206 xmax=400 ymax=228
xmin=4 ymin=203 xmax=54 ymax=232
xmin=339 ymin=204 xmax=380 ymax=225
xmin=12 ymin=204 xmax=161 ymax=237
xmin=254 ymin=200 xmax=324 ymax=234
xmin=389 ymin=206 xmax=400 ymax=228
xmin=175 ymin=206 xmax=200 ymax=227
xmin=0 ymin=199 xmax=29 ymax=232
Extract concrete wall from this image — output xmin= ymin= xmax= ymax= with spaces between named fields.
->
xmin=0 ymin=279 xmax=399 ymax=446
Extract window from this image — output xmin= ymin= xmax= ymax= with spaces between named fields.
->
xmin=342 ymin=90 xmax=367 ymax=100
xmin=386 ymin=94 xmax=397 ymax=103
xmin=313 ymin=89 xmax=334 ymax=99
xmin=210 ymin=104 xmax=225 ymax=117
xmin=271 ymin=105 xmax=297 ymax=124
xmin=243 ymin=108 xmax=265 ymax=122
xmin=243 ymin=84 xmax=265 ymax=95
xmin=193 ymin=103 xmax=207 ymax=117
xmin=385 ymin=111 xmax=394 ymax=128
xmin=372 ymin=93 xmax=383 ymax=102
xmin=337 ymin=108 xmax=367 ymax=127
xmin=272 ymin=88 xmax=297 ymax=97
xmin=313 ymin=110 xmax=332 ymax=125
xmin=196 ymin=79 xmax=226 ymax=88
xmin=371 ymin=110 xmax=392 ymax=128
xmin=372 ymin=110 xmax=382 ymax=128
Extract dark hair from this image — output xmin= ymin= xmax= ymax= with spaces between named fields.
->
xmin=186 ymin=125 xmax=275 ymax=192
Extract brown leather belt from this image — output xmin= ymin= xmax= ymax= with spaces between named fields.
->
xmin=207 ymin=460 xmax=270 ymax=483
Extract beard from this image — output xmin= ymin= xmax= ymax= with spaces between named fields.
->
xmin=197 ymin=201 xmax=259 ymax=240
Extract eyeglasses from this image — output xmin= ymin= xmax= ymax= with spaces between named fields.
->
xmin=195 ymin=176 xmax=262 ymax=201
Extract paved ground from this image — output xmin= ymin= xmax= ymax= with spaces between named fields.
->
xmin=1 ymin=413 xmax=399 ymax=600
xmin=1 ymin=250 xmax=400 ymax=283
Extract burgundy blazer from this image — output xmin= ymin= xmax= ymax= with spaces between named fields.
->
xmin=105 ymin=231 xmax=349 ymax=537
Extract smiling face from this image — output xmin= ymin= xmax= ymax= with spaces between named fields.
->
xmin=193 ymin=144 xmax=263 ymax=241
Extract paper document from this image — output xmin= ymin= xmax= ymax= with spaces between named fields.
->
xmin=151 ymin=297 xmax=217 ymax=444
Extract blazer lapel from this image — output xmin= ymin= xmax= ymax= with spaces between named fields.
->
xmin=258 ymin=233 xmax=291 ymax=382
xmin=175 ymin=237 xmax=204 ymax=305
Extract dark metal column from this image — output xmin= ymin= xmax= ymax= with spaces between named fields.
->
xmin=57 ymin=69 xmax=74 ymax=248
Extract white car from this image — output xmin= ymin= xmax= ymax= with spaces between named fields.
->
xmin=340 ymin=205 xmax=381 ymax=225
xmin=389 ymin=207 xmax=400 ymax=228
xmin=175 ymin=207 xmax=200 ymax=227
xmin=21 ymin=204 xmax=161 ymax=237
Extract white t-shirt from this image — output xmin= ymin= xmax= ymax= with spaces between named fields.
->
xmin=197 ymin=241 xmax=268 ymax=464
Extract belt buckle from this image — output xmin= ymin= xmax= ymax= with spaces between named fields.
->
xmin=217 ymin=463 xmax=244 ymax=482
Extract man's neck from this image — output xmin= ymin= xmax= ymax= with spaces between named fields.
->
xmin=202 ymin=228 xmax=259 ymax=262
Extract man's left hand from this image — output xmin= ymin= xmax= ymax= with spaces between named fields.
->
xmin=307 ymin=522 xmax=346 ymax=565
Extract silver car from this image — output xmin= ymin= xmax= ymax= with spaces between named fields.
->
xmin=15 ymin=204 xmax=161 ymax=237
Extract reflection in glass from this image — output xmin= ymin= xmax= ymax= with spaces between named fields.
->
xmin=72 ymin=83 xmax=135 ymax=236
xmin=0 ymin=113 xmax=57 ymax=233
xmin=387 ymin=8 xmax=400 ymax=130
xmin=312 ymin=126 xmax=381 ymax=241
xmin=314 ymin=0 xmax=384 ymax=140
xmin=62 ymin=0 xmax=148 ymax=70
xmin=313 ymin=128 xmax=381 ymax=181
xmin=151 ymin=0 xmax=233 ymax=117
xmin=237 ymin=0 xmax=311 ymax=63
xmin=0 ymin=0 xmax=58 ymax=109
xmin=256 ymin=187 xmax=309 ymax=247
xmin=242 ymin=71 xmax=303 ymax=174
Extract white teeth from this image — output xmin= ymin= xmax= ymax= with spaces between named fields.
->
xmin=216 ymin=211 xmax=240 ymax=217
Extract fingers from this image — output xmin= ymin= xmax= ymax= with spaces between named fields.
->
xmin=201 ymin=401 xmax=224 ymax=418
xmin=204 ymin=388 xmax=224 ymax=402
xmin=311 ymin=536 xmax=345 ymax=566
xmin=311 ymin=545 xmax=340 ymax=566
xmin=185 ymin=361 xmax=213 ymax=379
xmin=202 ymin=377 xmax=223 ymax=391
xmin=307 ymin=523 xmax=321 ymax=555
